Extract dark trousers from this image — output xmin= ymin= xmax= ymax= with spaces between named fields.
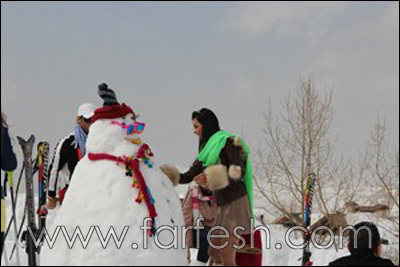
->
xmin=0 ymin=232 xmax=4 ymax=257
xmin=1 ymin=197 xmax=5 ymax=258
xmin=193 ymin=229 xmax=210 ymax=263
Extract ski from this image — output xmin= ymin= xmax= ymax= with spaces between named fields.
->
xmin=17 ymin=135 xmax=38 ymax=267
xmin=36 ymin=141 xmax=50 ymax=251
xmin=9 ymin=160 xmax=39 ymax=261
xmin=302 ymin=172 xmax=317 ymax=267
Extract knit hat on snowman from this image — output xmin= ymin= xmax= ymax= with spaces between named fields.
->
xmin=91 ymin=83 xmax=136 ymax=123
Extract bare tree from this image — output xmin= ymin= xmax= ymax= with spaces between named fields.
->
xmin=254 ymin=75 xmax=362 ymax=227
xmin=369 ymin=116 xmax=399 ymax=211
xmin=368 ymin=116 xmax=399 ymax=240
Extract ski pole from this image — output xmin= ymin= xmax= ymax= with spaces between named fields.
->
xmin=9 ymin=206 xmax=26 ymax=261
xmin=4 ymin=164 xmax=25 ymax=241
xmin=2 ymin=242 xmax=10 ymax=266
xmin=6 ymin=171 xmax=21 ymax=267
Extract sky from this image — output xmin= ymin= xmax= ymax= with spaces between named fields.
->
xmin=1 ymin=1 xmax=399 ymax=170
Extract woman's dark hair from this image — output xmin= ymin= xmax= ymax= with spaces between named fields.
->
xmin=192 ymin=108 xmax=220 ymax=152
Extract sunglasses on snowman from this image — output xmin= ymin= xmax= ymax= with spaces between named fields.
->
xmin=111 ymin=121 xmax=146 ymax=134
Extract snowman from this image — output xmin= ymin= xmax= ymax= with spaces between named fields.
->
xmin=41 ymin=84 xmax=186 ymax=266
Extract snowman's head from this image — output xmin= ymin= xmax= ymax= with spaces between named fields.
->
xmin=86 ymin=83 xmax=144 ymax=154
xmin=110 ymin=115 xmax=146 ymax=144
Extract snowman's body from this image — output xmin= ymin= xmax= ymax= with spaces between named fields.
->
xmin=41 ymin=115 xmax=186 ymax=266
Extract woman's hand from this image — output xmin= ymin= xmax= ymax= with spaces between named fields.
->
xmin=47 ymin=197 xmax=57 ymax=210
xmin=194 ymin=173 xmax=208 ymax=187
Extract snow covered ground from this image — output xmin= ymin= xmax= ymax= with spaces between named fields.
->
xmin=2 ymin=194 xmax=399 ymax=266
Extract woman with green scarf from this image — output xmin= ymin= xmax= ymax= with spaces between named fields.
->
xmin=161 ymin=108 xmax=254 ymax=266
